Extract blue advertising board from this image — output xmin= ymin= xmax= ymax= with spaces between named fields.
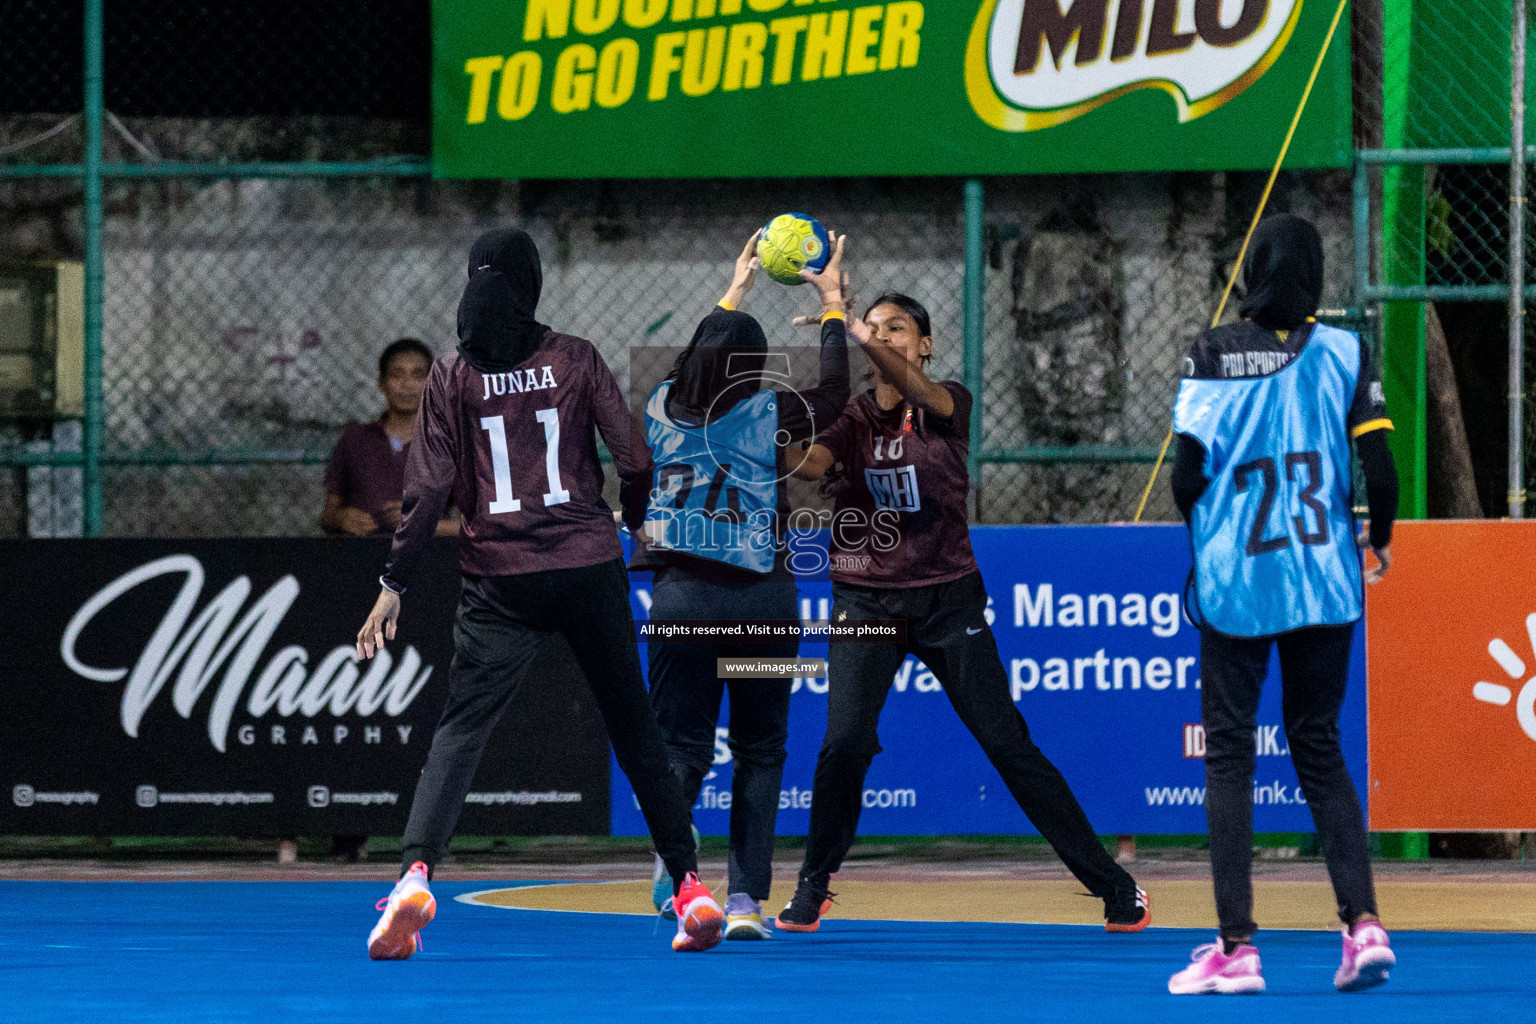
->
xmin=613 ymin=525 xmax=1368 ymax=836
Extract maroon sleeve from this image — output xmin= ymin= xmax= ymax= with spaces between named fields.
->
xmin=816 ymin=403 xmax=856 ymax=465
xmin=381 ymin=361 xmax=459 ymax=592
xmin=930 ymin=382 xmax=973 ymax=440
xmin=589 ymin=343 xmax=648 ymax=531
xmin=323 ymin=425 xmax=355 ymax=499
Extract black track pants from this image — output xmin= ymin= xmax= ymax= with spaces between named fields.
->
xmin=798 ymin=572 xmax=1135 ymax=900
xmin=1200 ymin=623 xmax=1377 ymax=939
xmin=647 ymin=574 xmax=798 ymax=901
xmin=399 ymin=559 xmax=698 ymax=888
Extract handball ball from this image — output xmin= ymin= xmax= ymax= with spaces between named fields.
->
xmin=758 ymin=213 xmax=832 ymax=285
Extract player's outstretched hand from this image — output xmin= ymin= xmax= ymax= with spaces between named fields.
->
xmin=795 ymin=232 xmax=847 ymax=324
xmin=721 ymin=229 xmax=762 ymax=310
xmin=356 ymin=587 xmax=401 ymax=660
xmin=1357 ymin=526 xmax=1392 ymax=584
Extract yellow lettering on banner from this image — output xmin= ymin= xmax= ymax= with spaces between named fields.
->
xmin=723 ymin=21 xmax=769 ymax=90
xmin=719 ymin=0 xmax=744 ymax=13
xmin=673 ymin=0 xmax=706 ymax=19
xmin=682 ymin=26 xmax=728 ymax=96
xmin=747 ymin=0 xmax=788 ymax=11
xmin=464 ymin=56 xmax=505 ymax=124
xmin=768 ymin=16 xmax=808 ymax=84
xmin=552 ymin=44 xmax=598 ymax=113
xmin=624 ymin=0 xmax=669 ymax=28
xmin=596 ymin=37 xmax=642 ymax=106
xmin=497 ymin=52 xmax=543 ymax=120
xmin=525 ymin=0 xmax=572 ymax=41
xmin=650 ymin=31 xmax=688 ymax=99
xmin=845 ymin=5 xmax=881 ymax=75
xmin=574 ymin=0 xmax=621 ymax=35
xmin=802 ymin=10 xmax=849 ymax=81
xmin=880 ymin=1 xmax=922 ymax=70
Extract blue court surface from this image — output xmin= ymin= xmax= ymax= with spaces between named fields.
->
xmin=9 ymin=881 xmax=1532 ymax=1023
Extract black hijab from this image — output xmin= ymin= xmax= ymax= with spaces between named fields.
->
xmin=666 ymin=308 xmax=767 ymax=425
xmin=1239 ymin=214 xmax=1325 ymax=331
xmin=457 ymin=228 xmax=547 ymax=371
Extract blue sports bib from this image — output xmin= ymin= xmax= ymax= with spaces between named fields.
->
xmin=644 ymin=380 xmax=778 ymax=573
xmin=1172 ymin=324 xmax=1364 ymax=637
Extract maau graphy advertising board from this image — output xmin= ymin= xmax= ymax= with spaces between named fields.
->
xmin=0 ymin=539 xmax=610 ymax=836
xmin=613 ymin=525 xmax=1367 ymax=836
xmin=432 ymin=0 xmax=1353 ymax=178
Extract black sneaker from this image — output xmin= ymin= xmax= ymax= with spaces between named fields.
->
xmin=775 ymin=879 xmax=835 ymax=933
xmin=1105 ymin=885 xmax=1151 ymax=933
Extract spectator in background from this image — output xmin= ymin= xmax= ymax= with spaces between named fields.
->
xmin=322 ymin=338 xmax=460 ymax=538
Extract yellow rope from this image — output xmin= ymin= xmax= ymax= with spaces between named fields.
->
xmin=1132 ymin=0 xmax=1352 ymax=523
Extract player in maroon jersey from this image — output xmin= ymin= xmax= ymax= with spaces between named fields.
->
xmin=353 ymin=228 xmax=723 ymax=958
xmin=774 ymin=293 xmax=1150 ymax=934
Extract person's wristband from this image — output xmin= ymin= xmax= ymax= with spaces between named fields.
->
xmin=718 ymin=297 xmax=736 ymax=311
xmin=821 ymin=310 xmax=846 ymax=322
xmin=380 ymin=575 xmax=404 ymax=595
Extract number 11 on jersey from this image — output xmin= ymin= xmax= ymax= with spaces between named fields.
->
xmin=480 ymin=409 xmax=572 ymax=515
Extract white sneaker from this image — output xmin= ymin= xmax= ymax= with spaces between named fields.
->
xmin=367 ymin=861 xmax=436 ymax=960
xmin=1335 ymin=921 xmax=1395 ymax=992
xmin=724 ymin=893 xmax=773 ymax=941
xmin=1168 ymin=939 xmax=1266 ymax=995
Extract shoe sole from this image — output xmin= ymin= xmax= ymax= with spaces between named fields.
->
xmin=1336 ymin=948 xmax=1395 ymax=992
xmin=1106 ymin=893 xmax=1152 ymax=934
xmin=774 ymin=898 xmax=833 ymax=934
xmin=673 ymin=900 xmax=724 ymax=952
xmin=368 ymin=890 xmax=436 ymax=961
xmin=1169 ymin=976 xmax=1266 ymax=995
xmin=725 ymin=917 xmax=772 ymax=941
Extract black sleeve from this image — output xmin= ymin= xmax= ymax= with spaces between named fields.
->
xmin=1349 ymin=337 xmax=1392 ymax=431
xmin=776 ymin=316 xmax=850 ymax=445
xmin=1356 ymin=429 xmax=1399 ymax=549
xmin=1171 ymin=433 xmax=1208 ymax=526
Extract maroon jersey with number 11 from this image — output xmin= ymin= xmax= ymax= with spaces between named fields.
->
xmin=816 ymin=381 xmax=977 ymax=588
xmin=381 ymin=329 xmax=644 ymax=590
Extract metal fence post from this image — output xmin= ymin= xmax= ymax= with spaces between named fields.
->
xmin=82 ymin=0 xmax=105 ymax=536
xmin=1511 ymin=0 xmax=1528 ymax=520
xmin=963 ymin=178 xmax=985 ymax=512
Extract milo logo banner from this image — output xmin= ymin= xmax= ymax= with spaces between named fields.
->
xmin=613 ymin=526 xmax=1367 ymax=836
xmin=0 ymin=539 xmax=609 ymax=836
xmin=432 ymin=0 xmax=1351 ymax=178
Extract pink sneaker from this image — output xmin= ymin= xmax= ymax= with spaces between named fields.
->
xmin=1168 ymin=940 xmax=1266 ymax=994
xmin=1335 ymin=921 xmax=1395 ymax=992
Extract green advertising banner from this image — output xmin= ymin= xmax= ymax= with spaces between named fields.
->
xmin=432 ymin=0 xmax=1353 ymax=179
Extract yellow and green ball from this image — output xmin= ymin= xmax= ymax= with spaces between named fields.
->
xmin=758 ymin=213 xmax=832 ymax=286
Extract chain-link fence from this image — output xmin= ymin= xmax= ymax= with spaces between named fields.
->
xmin=0 ymin=1 xmax=1527 ymax=538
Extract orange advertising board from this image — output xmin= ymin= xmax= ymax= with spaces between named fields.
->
xmin=1367 ymin=521 xmax=1536 ymax=830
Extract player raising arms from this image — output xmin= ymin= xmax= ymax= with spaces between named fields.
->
xmin=354 ymin=228 xmax=723 ymax=959
xmin=1167 ymin=214 xmax=1398 ymax=995
xmin=775 ymin=293 xmax=1150 ymax=934
xmin=632 ymin=230 xmax=849 ymax=939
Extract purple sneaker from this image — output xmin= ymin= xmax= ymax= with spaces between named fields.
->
xmin=1335 ymin=921 xmax=1395 ymax=992
xmin=1168 ymin=940 xmax=1266 ymax=995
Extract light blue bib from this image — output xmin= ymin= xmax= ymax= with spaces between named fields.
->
xmin=644 ymin=380 xmax=778 ymax=573
xmin=1172 ymin=324 xmax=1364 ymax=637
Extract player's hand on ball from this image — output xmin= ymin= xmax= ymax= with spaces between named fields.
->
xmin=799 ymin=231 xmax=845 ymax=296
xmin=356 ymin=587 xmax=401 ymax=660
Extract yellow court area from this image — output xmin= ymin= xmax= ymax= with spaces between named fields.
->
xmin=463 ymin=878 xmax=1536 ymax=933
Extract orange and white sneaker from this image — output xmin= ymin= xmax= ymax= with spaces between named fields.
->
xmin=671 ymin=872 xmax=724 ymax=952
xmin=367 ymin=861 xmax=436 ymax=960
